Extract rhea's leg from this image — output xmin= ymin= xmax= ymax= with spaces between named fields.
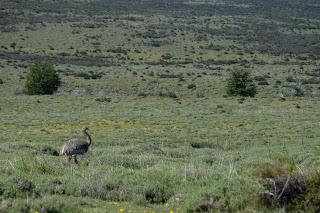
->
xmin=68 ymin=156 xmax=72 ymax=163
xmin=74 ymin=155 xmax=78 ymax=164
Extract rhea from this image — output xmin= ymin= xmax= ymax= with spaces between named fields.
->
xmin=60 ymin=126 xmax=92 ymax=164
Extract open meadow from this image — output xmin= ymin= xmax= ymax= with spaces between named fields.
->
xmin=1 ymin=0 xmax=320 ymax=212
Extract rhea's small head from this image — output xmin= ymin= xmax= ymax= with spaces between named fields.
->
xmin=82 ymin=126 xmax=89 ymax=132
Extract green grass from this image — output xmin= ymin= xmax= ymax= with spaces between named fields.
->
xmin=1 ymin=62 xmax=320 ymax=211
xmin=1 ymin=0 xmax=320 ymax=212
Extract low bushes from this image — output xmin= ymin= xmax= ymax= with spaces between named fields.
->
xmin=226 ymin=69 xmax=257 ymax=97
xmin=253 ymin=163 xmax=320 ymax=211
xmin=25 ymin=60 xmax=60 ymax=95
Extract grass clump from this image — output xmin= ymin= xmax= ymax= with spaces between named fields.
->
xmin=159 ymin=89 xmax=178 ymax=98
xmin=2 ymin=195 xmax=82 ymax=213
xmin=39 ymin=146 xmax=59 ymax=156
xmin=186 ymin=195 xmax=220 ymax=213
xmin=2 ymin=178 xmax=38 ymax=199
xmin=226 ymin=69 xmax=257 ymax=97
xmin=16 ymin=156 xmax=58 ymax=175
xmin=253 ymin=163 xmax=320 ymax=212
xmin=143 ymin=183 xmax=173 ymax=204
xmin=25 ymin=60 xmax=61 ymax=95
xmin=41 ymin=179 xmax=65 ymax=195
xmin=134 ymin=171 xmax=179 ymax=205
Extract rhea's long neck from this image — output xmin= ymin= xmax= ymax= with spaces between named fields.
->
xmin=84 ymin=130 xmax=92 ymax=145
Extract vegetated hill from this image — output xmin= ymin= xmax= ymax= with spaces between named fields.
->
xmin=1 ymin=0 xmax=320 ymax=21
xmin=1 ymin=0 xmax=320 ymax=66
xmin=1 ymin=0 xmax=320 ymax=212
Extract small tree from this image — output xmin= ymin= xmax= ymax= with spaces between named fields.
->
xmin=226 ymin=69 xmax=257 ymax=97
xmin=25 ymin=60 xmax=60 ymax=95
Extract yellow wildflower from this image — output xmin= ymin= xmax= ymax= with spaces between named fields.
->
xmin=170 ymin=210 xmax=174 ymax=213
xmin=119 ymin=208 xmax=125 ymax=212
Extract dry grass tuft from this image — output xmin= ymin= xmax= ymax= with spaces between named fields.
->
xmin=253 ymin=164 xmax=320 ymax=211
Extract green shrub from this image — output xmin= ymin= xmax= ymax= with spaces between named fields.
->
xmin=226 ymin=69 xmax=257 ymax=97
xmin=39 ymin=146 xmax=59 ymax=156
xmin=4 ymin=178 xmax=36 ymax=199
xmin=159 ymin=89 xmax=178 ymax=98
xmin=143 ymin=183 xmax=173 ymax=204
xmin=305 ymin=172 xmax=320 ymax=212
xmin=25 ymin=60 xmax=60 ymax=95
xmin=187 ymin=83 xmax=196 ymax=89
xmin=186 ymin=194 xmax=219 ymax=213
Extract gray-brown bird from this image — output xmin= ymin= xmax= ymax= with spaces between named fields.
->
xmin=60 ymin=126 xmax=92 ymax=164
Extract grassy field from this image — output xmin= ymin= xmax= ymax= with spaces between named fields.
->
xmin=1 ymin=0 xmax=320 ymax=212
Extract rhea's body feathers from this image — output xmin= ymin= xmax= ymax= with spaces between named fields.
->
xmin=60 ymin=139 xmax=90 ymax=156
xmin=60 ymin=127 xmax=92 ymax=163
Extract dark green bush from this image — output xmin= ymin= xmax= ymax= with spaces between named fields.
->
xmin=39 ymin=146 xmax=59 ymax=156
xmin=25 ymin=60 xmax=60 ymax=95
xmin=0 ymin=183 xmax=4 ymax=196
xmin=286 ymin=76 xmax=296 ymax=83
xmin=187 ymin=83 xmax=196 ymax=89
xmin=159 ymin=89 xmax=178 ymax=98
xmin=226 ymin=69 xmax=257 ymax=97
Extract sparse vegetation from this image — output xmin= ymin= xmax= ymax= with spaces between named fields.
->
xmin=0 ymin=0 xmax=320 ymax=212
